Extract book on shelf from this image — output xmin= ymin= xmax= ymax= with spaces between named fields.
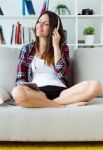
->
xmin=40 ymin=0 xmax=49 ymax=14
xmin=20 ymin=26 xmax=24 ymax=44
xmin=0 ymin=25 xmax=5 ymax=44
xmin=23 ymin=27 xmax=30 ymax=44
xmin=29 ymin=27 xmax=35 ymax=42
xmin=0 ymin=7 xmax=4 ymax=15
xmin=10 ymin=24 xmax=16 ymax=44
xmin=22 ymin=0 xmax=25 ymax=15
xmin=22 ymin=0 xmax=35 ymax=15
xmin=46 ymin=0 xmax=49 ymax=11
xmin=10 ymin=22 xmax=35 ymax=45
xmin=10 ymin=24 xmax=14 ymax=44
xmin=78 ymin=40 xmax=94 ymax=48
xmin=78 ymin=40 xmax=85 ymax=44
xmin=23 ymin=27 xmax=35 ymax=44
xmin=10 ymin=22 xmax=21 ymax=44
xmin=15 ymin=22 xmax=21 ymax=44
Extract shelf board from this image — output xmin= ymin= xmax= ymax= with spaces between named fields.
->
xmin=59 ymin=15 xmax=76 ymax=19
xmin=0 ymin=15 xmax=76 ymax=20
xmin=0 ymin=44 xmax=23 ymax=48
xmin=67 ymin=44 xmax=77 ymax=46
xmin=67 ymin=43 xmax=103 ymax=46
xmin=1 ymin=15 xmax=103 ymax=20
xmin=22 ymin=15 xmax=38 ymax=19
xmin=22 ymin=15 xmax=76 ymax=19
xmin=78 ymin=43 xmax=103 ymax=46
xmin=0 ymin=16 xmax=22 ymax=19
xmin=0 ymin=44 xmax=103 ymax=48
xmin=78 ymin=15 xmax=103 ymax=19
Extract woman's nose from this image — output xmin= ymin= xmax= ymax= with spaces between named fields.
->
xmin=39 ymin=22 xmax=44 ymax=27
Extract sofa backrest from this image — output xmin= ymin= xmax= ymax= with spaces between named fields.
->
xmin=0 ymin=47 xmax=20 ymax=93
xmin=73 ymin=47 xmax=103 ymax=97
xmin=0 ymin=47 xmax=75 ymax=93
xmin=2 ymin=47 xmax=103 ymax=96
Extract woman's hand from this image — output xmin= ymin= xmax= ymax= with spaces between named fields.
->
xmin=52 ymin=28 xmax=61 ymax=48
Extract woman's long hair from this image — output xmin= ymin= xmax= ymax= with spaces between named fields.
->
xmin=34 ymin=11 xmax=65 ymax=66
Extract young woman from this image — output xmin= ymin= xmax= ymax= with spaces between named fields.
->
xmin=11 ymin=11 xmax=101 ymax=108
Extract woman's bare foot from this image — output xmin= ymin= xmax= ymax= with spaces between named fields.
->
xmin=65 ymin=101 xmax=88 ymax=107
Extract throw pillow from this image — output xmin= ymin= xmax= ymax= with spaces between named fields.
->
xmin=0 ymin=88 xmax=11 ymax=105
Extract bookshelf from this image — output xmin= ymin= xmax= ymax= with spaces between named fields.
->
xmin=0 ymin=0 xmax=103 ymax=50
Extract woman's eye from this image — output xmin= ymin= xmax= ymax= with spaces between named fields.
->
xmin=44 ymin=23 xmax=49 ymax=26
xmin=38 ymin=21 xmax=49 ymax=26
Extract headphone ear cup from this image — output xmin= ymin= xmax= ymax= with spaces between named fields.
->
xmin=57 ymin=18 xmax=60 ymax=30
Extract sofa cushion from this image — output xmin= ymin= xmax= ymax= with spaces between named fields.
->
xmin=0 ymin=98 xmax=103 ymax=141
xmin=73 ymin=47 xmax=103 ymax=97
xmin=0 ymin=47 xmax=20 ymax=93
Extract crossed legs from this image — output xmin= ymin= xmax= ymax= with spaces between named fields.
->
xmin=11 ymin=80 xmax=101 ymax=108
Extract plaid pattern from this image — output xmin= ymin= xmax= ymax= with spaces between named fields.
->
xmin=16 ymin=42 xmax=69 ymax=87
xmin=54 ymin=44 xmax=69 ymax=86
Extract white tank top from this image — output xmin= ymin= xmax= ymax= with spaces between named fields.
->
xmin=31 ymin=56 xmax=66 ymax=87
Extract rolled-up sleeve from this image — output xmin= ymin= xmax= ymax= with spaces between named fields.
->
xmin=16 ymin=46 xmax=30 ymax=84
xmin=54 ymin=44 xmax=69 ymax=86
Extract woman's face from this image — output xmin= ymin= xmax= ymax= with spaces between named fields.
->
xmin=36 ymin=14 xmax=50 ymax=38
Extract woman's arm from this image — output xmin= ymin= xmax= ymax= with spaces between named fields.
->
xmin=16 ymin=43 xmax=35 ymax=84
xmin=16 ymin=46 xmax=29 ymax=84
xmin=52 ymin=28 xmax=69 ymax=86
xmin=54 ymin=44 xmax=69 ymax=86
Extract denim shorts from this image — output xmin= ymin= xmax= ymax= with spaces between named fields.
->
xmin=39 ymin=85 xmax=67 ymax=100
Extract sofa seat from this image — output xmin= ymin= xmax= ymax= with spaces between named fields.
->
xmin=0 ymin=98 xmax=103 ymax=141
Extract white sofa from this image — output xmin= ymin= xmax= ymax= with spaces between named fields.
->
xmin=0 ymin=47 xmax=103 ymax=142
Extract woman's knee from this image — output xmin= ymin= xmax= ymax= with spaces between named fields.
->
xmin=90 ymin=80 xmax=101 ymax=96
xmin=11 ymin=85 xmax=27 ymax=104
xmin=83 ymin=80 xmax=101 ymax=96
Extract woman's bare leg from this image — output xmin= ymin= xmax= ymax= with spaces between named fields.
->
xmin=11 ymin=80 xmax=101 ymax=108
xmin=53 ymin=80 xmax=101 ymax=105
xmin=11 ymin=85 xmax=64 ymax=108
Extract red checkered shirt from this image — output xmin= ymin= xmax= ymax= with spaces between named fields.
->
xmin=16 ymin=42 xmax=69 ymax=87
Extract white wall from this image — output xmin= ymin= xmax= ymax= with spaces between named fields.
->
xmin=0 ymin=0 xmax=21 ymax=16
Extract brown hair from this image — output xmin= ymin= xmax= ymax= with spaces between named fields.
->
xmin=34 ymin=11 xmax=65 ymax=66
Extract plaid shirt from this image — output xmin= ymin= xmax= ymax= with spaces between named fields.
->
xmin=16 ymin=42 xmax=69 ymax=87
